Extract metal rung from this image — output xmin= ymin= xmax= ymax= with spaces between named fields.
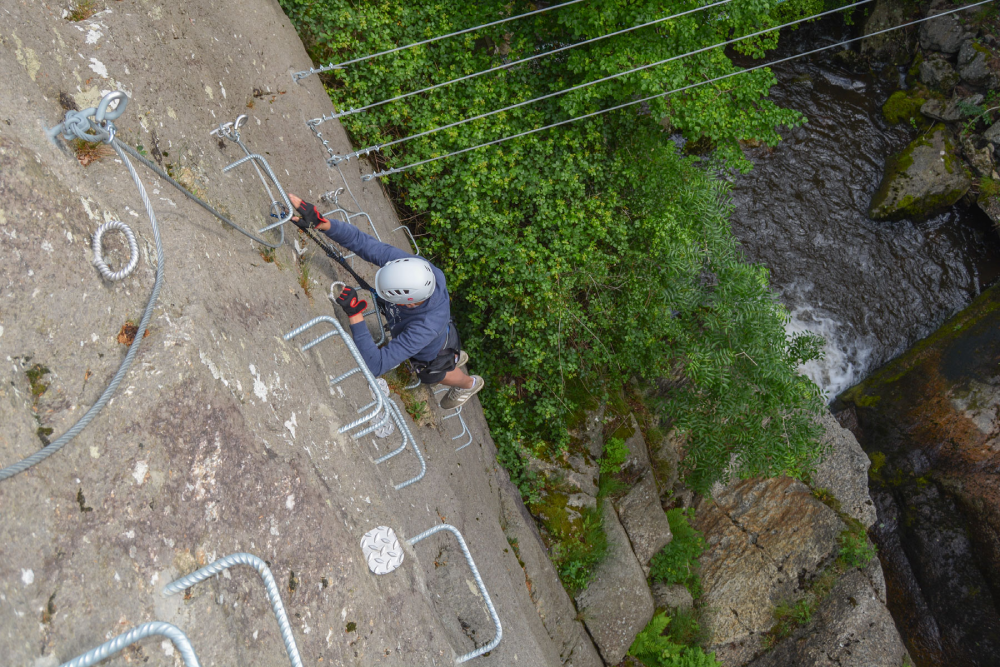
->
xmin=163 ymin=553 xmax=302 ymax=667
xmin=434 ymin=387 xmax=474 ymax=451
xmin=58 ymin=622 xmax=201 ymax=667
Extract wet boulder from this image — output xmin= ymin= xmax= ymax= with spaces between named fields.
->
xmin=919 ymin=5 xmax=969 ymax=54
xmin=869 ymin=124 xmax=972 ymax=221
xmin=920 ymin=93 xmax=983 ymax=122
xmin=919 ymin=54 xmax=959 ymax=92
xmin=574 ymin=502 xmax=654 ymax=665
xmin=957 ymin=40 xmax=996 ymax=88
xmin=985 ymin=120 xmax=1000 ymax=143
xmin=861 ymin=0 xmax=919 ymax=63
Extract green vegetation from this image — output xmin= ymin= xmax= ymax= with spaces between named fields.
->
xmin=551 ymin=505 xmax=607 ymax=594
xmin=280 ymin=0 xmax=828 ymax=497
xmin=837 ymin=519 xmax=877 ymax=568
xmin=26 ymin=364 xmax=50 ymax=399
xmin=628 ymin=611 xmax=721 ymax=667
xmin=66 ymin=0 xmax=97 ymax=22
xmin=881 ymin=90 xmax=927 ymax=127
xmin=599 ymin=436 xmax=629 ymax=474
xmin=650 ymin=508 xmax=706 ymax=598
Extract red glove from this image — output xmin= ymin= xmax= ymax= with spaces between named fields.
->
xmin=336 ymin=286 xmax=368 ymax=317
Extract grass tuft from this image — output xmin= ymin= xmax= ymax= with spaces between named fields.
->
xmin=66 ymin=0 xmax=97 ymax=21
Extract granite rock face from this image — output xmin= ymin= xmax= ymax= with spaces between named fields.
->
xmin=574 ymin=502 xmax=655 ymax=666
xmin=813 ymin=412 xmax=877 ymax=528
xmin=614 ymin=471 xmax=672 ymax=572
xmin=919 ymin=5 xmax=969 ymax=53
xmin=0 ymin=3 xmax=591 ymax=665
xmin=919 ymin=55 xmax=959 ymax=92
xmin=920 ymin=94 xmax=983 ymax=122
xmin=957 ymin=39 xmax=995 ymax=88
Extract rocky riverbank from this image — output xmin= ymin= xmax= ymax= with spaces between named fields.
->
xmin=864 ymin=0 xmax=1000 ymax=225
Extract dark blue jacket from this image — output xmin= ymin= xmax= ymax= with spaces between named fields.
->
xmin=322 ymin=220 xmax=451 ymax=377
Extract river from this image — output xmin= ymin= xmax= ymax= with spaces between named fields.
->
xmin=728 ymin=17 xmax=1000 ymax=401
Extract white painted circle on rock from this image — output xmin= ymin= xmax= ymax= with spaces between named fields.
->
xmin=360 ymin=526 xmax=403 ymax=575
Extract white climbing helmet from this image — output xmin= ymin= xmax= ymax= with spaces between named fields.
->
xmin=374 ymin=257 xmax=436 ymax=305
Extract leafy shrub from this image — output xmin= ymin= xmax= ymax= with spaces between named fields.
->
xmin=650 ymin=508 xmax=706 ymax=598
xmin=599 ymin=436 xmax=629 ymax=474
xmin=628 ymin=612 xmax=721 ymax=667
xmin=279 ymin=0 xmax=827 ymax=496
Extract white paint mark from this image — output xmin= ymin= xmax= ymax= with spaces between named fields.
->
xmin=21 ymin=569 xmax=34 ymax=585
xmin=40 ymin=241 xmax=53 ymax=252
xmin=161 ymin=640 xmax=174 ymax=657
xmin=284 ymin=413 xmax=297 ymax=439
xmin=88 ymin=58 xmax=108 ymax=78
xmin=286 ymin=495 xmax=295 ymax=510
xmin=132 ymin=460 xmax=148 ymax=485
xmin=85 ymin=25 xmax=102 ymax=44
xmin=251 ymin=364 xmax=267 ymax=401
xmin=89 ymin=446 xmax=100 ymax=459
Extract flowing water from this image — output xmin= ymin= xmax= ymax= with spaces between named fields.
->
xmin=728 ymin=19 xmax=1000 ymax=401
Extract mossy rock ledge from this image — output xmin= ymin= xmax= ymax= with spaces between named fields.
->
xmin=868 ymin=124 xmax=971 ymax=221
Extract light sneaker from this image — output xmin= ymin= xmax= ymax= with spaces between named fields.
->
xmin=456 ymin=350 xmax=469 ymax=368
xmin=440 ymin=375 xmax=484 ymax=409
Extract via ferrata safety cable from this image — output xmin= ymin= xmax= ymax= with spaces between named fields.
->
xmin=361 ymin=0 xmax=996 ymax=180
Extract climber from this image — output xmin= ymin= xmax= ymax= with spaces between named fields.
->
xmin=287 ymin=194 xmax=483 ymax=409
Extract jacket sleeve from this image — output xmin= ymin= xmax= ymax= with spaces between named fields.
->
xmin=322 ymin=218 xmax=410 ymax=267
xmin=349 ymin=319 xmax=442 ymax=378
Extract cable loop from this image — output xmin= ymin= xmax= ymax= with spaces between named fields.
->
xmin=92 ymin=220 xmax=140 ymax=281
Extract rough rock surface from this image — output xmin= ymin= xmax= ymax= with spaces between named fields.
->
xmin=919 ymin=5 xmax=970 ymax=53
xmin=919 ymin=55 xmax=959 ymax=92
xmin=860 ymin=0 xmax=919 ymax=62
xmin=694 ymin=477 xmax=845 ymax=665
xmin=651 ymin=583 xmax=693 ymax=614
xmin=813 ymin=412 xmax=877 ymax=528
xmin=745 ymin=568 xmax=909 ymax=667
xmin=837 ymin=280 xmax=1000 ymax=665
xmin=920 ymin=94 xmax=983 ymax=122
xmin=985 ymin=120 xmax=1000 ymax=143
xmin=957 ymin=39 xmax=995 ymax=88
xmin=869 ymin=124 xmax=971 ymax=221
xmin=574 ymin=502 xmax=654 ymax=666
xmin=0 ymin=2 xmax=594 ymax=665
xmin=614 ymin=471 xmax=672 ymax=571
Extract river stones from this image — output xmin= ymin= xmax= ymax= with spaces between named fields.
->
xmin=868 ymin=124 xmax=971 ymax=221
xmin=919 ymin=54 xmax=959 ymax=92
xmin=920 ymin=93 xmax=984 ymax=122
xmin=919 ymin=5 xmax=969 ymax=54
xmin=957 ymin=39 xmax=996 ymax=88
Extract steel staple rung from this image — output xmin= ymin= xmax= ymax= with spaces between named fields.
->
xmin=58 ymin=621 xmax=201 ymax=667
xmin=217 ymin=153 xmax=293 ymax=233
xmin=163 ymin=552 xmax=303 ymax=667
xmin=406 ymin=524 xmax=502 ymax=662
xmin=434 ymin=388 xmax=474 ymax=451
xmin=393 ymin=225 xmax=421 ymax=256
xmin=285 ymin=316 xmax=384 ymax=434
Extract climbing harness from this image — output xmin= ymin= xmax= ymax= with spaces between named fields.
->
xmin=58 ymin=621 xmax=202 ymax=667
xmin=434 ymin=386 xmax=474 ymax=451
xmin=163 ymin=552 xmax=303 ymax=667
xmin=0 ymin=92 xmax=166 ymax=483
xmin=362 ymin=523 xmax=502 ymax=662
xmin=284 ymin=316 xmax=426 ymax=490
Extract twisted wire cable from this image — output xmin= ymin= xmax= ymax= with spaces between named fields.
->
xmin=337 ymin=0 xmax=876 ymax=163
xmin=363 ymin=0 xmax=995 ymax=179
xmin=407 ymin=524 xmax=502 ymax=662
xmin=91 ymin=219 xmax=140 ymax=281
xmin=58 ymin=621 xmax=201 ymax=667
xmin=0 ymin=136 xmax=164 ymax=481
xmin=293 ymin=0 xmax=586 ymax=80
xmin=323 ymin=0 xmax=734 ymax=120
xmin=116 ymin=142 xmax=284 ymax=249
xmin=162 ymin=552 xmax=303 ymax=667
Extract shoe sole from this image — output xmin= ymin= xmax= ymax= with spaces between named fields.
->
xmin=456 ymin=350 xmax=469 ymax=368
xmin=440 ymin=375 xmax=484 ymax=409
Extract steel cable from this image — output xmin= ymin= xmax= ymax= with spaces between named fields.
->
xmin=334 ymin=0 xmax=877 ymax=163
xmin=163 ymin=552 xmax=303 ymax=667
xmin=0 ymin=135 xmax=164 ymax=481
xmin=293 ymin=0 xmax=586 ymax=81
xmin=116 ymin=142 xmax=285 ymax=249
xmin=91 ymin=219 xmax=140 ymax=281
xmin=320 ymin=0 xmax=734 ymax=120
xmin=363 ymin=0 xmax=995 ymax=179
